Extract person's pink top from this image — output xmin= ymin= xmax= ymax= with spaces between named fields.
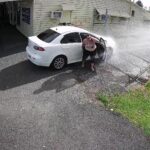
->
xmin=83 ymin=36 xmax=98 ymax=52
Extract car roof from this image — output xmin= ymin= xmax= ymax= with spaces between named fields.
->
xmin=51 ymin=26 xmax=89 ymax=34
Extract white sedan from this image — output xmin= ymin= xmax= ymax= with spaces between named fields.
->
xmin=26 ymin=26 xmax=115 ymax=70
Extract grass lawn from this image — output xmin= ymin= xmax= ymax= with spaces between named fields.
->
xmin=98 ymin=82 xmax=150 ymax=136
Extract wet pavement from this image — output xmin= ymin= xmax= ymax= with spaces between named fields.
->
xmin=0 ymin=25 xmax=150 ymax=150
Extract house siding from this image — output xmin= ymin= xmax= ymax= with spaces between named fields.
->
xmin=33 ymin=0 xmax=94 ymax=35
xmin=17 ymin=0 xmax=150 ymax=36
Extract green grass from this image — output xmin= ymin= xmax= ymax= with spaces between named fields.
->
xmin=97 ymin=93 xmax=109 ymax=107
xmin=98 ymin=82 xmax=150 ymax=136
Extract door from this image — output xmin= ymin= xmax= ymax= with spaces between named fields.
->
xmin=60 ymin=32 xmax=82 ymax=63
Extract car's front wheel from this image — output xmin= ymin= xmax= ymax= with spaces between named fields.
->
xmin=52 ymin=56 xmax=67 ymax=70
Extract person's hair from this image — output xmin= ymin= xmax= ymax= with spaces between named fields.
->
xmin=84 ymin=34 xmax=89 ymax=39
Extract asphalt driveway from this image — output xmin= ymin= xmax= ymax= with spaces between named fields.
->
xmin=0 ymin=25 xmax=150 ymax=150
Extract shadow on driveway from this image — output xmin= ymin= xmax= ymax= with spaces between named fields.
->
xmin=0 ymin=24 xmax=27 ymax=58
xmin=33 ymin=66 xmax=96 ymax=94
xmin=0 ymin=61 xmax=96 ymax=92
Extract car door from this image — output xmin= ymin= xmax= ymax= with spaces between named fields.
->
xmin=60 ymin=32 xmax=82 ymax=63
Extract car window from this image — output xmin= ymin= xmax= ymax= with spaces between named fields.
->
xmin=37 ymin=29 xmax=60 ymax=43
xmin=61 ymin=32 xmax=81 ymax=44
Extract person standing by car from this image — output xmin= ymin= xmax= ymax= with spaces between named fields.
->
xmin=82 ymin=35 xmax=99 ymax=71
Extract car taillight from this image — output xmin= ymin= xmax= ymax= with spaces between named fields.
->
xmin=34 ymin=46 xmax=45 ymax=51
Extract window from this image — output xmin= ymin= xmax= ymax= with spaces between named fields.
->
xmin=53 ymin=11 xmax=62 ymax=18
xmin=131 ymin=10 xmax=135 ymax=17
xmin=37 ymin=29 xmax=60 ymax=43
xmin=93 ymin=9 xmax=108 ymax=24
xmin=61 ymin=32 xmax=81 ymax=44
xmin=110 ymin=16 xmax=120 ymax=24
xmin=120 ymin=17 xmax=127 ymax=21
xmin=101 ymin=15 xmax=107 ymax=22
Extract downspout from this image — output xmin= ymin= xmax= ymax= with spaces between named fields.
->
xmin=32 ymin=0 xmax=36 ymax=35
xmin=104 ymin=9 xmax=109 ymax=35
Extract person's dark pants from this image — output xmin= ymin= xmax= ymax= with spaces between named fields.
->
xmin=82 ymin=47 xmax=96 ymax=64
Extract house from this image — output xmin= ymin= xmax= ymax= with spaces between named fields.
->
xmin=1 ymin=0 xmax=150 ymax=37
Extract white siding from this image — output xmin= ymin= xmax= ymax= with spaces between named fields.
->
xmin=93 ymin=0 xmax=150 ymax=36
xmin=33 ymin=0 xmax=95 ymax=35
xmin=19 ymin=0 xmax=150 ymax=36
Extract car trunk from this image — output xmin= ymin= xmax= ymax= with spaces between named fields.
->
xmin=27 ymin=36 xmax=49 ymax=54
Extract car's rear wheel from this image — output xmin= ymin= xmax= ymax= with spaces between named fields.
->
xmin=52 ymin=56 xmax=67 ymax=70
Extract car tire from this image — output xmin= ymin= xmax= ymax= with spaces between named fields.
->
xmin=52 ymin=56 xmax=67 ymax=70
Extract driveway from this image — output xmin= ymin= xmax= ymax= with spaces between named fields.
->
xmin=0 ymin=25 xmax=150 ymax=150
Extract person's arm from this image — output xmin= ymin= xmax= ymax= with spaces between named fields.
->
xmin=91 ymin=36 xmax=99 ymax=43
xmin=82 ymin=38 xmax=87 ymax=46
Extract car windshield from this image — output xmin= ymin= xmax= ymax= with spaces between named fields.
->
xmin=37 ymin=29 xmax=60 ymax=43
